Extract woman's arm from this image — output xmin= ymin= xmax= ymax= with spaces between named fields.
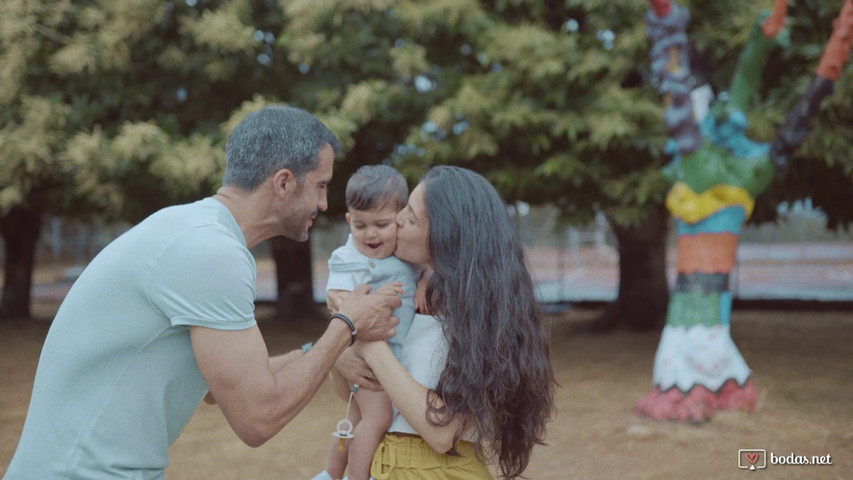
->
xmin=354 ymin=340 xmax=463 ymax=453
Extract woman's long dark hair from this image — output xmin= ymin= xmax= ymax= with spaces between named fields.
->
xmin=421 ymin=166 xmax=556 ymax=479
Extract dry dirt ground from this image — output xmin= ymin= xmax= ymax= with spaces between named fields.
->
xmin=1 ymin=300 xmax=851 ymax=480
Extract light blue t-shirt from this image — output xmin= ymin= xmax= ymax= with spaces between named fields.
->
xmin=326 ymin=235 xmax=418 ymax=358
xmin=5 ymin=198 xmax=257 ymax=480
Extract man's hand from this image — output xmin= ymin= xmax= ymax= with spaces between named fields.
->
xmin=326 ymin=289 xmax=352 ymax=314
xmin=336 ymin=284 xmax=401 ymax=342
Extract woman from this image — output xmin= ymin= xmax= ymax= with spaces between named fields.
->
xmin=345 ymin=166 xmax=556 ymax=479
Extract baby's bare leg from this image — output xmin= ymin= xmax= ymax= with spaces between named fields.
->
xmin=347 ymin=389 xmax=393 ymax=480
xmin=324 ymin=438 xmax=348 ymax=480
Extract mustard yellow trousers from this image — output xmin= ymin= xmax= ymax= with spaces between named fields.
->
xmin=370 ymin=434 xmax=493 ymax=480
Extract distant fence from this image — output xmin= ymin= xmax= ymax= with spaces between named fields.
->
xmin=6 ymin=201 xmax=853 ymax=304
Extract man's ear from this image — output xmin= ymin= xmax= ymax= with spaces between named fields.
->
xmin=345 ymin=212 xmax=351 ymax=224
xmin=272 ymin=168 xmax=296 ymax=197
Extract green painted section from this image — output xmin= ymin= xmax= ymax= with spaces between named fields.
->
xmin=728 ymin=11 xmax=791 ymax=112
xmin=661 ymin=140 xmax=774 ymax=197
xmin=666 ymin=291 xmax=722 ymax=328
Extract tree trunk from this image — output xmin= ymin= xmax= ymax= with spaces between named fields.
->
xmin=592 ymin=207 xmax=670 ymax=332
xmin=0 ymin=206 xmax=42 ymax=320
xmin=269 ymin=236 xmax=321 ymax=321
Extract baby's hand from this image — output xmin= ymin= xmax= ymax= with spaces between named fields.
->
xmin=373 ymin=282 xmax=405 ymax=297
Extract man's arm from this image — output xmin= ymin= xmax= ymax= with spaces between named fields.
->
xmin=203 ymin=349 xmax=305 ymax=405
xmin=192 ymin=285 xmax=400 ymax=447
xmin=326 ymin=289 xmax=351 ymax=313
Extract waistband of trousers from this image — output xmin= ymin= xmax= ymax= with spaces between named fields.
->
xmin=370 ymin=433 xmax=480 ymax=479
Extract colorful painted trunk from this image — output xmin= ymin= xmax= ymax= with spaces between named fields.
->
xmin=637 ymin=2 xmax=784 ymax=422
xmin=635 ymin=206 xmax=757 ymax=422
xmin=639 ymin=0 xmax=852 ymax=422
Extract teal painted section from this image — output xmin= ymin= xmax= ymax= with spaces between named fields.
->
xmin=676 ymin=206 xmax=746 ymax=235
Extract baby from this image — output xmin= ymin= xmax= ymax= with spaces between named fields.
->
xmin=315 ymin=165 xmax=419 ymax=480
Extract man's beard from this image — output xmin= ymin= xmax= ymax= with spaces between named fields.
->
xmin=287 ymin=210 xmax=316 ymax=242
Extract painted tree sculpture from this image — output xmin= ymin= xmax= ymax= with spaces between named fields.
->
xmin=635 ymin=0 xmax=853 ymax=422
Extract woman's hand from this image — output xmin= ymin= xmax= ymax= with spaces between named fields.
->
xmin=414 ymin=268 xmax=434 ymax=314
xmin=333 ymin=347 xmax=383 ymax=391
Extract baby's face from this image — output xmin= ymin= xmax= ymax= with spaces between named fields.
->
xmin=346 ymin=202 xmax=399 ymax=259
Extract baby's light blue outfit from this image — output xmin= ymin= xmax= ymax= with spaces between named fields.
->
xmin=326 ymin=235 xmax=418 ymax=358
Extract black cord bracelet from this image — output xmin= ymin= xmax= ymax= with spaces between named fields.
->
xmin=328 ymin=313 xmax=357 ymax=346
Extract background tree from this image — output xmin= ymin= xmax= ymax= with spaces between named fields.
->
xmin=263 ymin=0 xmax=673 ymax=329
xmin=387 ymin=0 xmax=853 ymax=330
xmin=0 ymin=0 xmax=276 ymax=319
xmin=387 ymin=0 xmax=673 ymax=330
xmin=3 ymin=0 xmax=851 ymax=324
xmin=268 ymin=0 xmax=455 ymax=317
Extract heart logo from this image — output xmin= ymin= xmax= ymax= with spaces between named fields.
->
xmin=746 ymin=453 xmax=759 ymax=464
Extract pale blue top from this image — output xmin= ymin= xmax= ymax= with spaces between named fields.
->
xmin=386 ymin=313 xmax=477 ymax=443
xmin=5 ymin=198 xmax=257 ymax=480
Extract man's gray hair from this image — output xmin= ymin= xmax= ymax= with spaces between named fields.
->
xmin=223 ymin=105 xmax=340 ymax=191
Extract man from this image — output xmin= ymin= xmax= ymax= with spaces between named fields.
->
xmin=4 ymin=105 xmax=401 ymax=479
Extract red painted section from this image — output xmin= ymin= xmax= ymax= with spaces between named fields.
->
xmin=676 ymin=233 xmax=738 ymax=274
xmin=635 ymin=379 xmax=757 ymax=423
xmin=761 ymin=0 xmax=788 ymax=39
xmin=816 ymin=0 xmax=853 ymax=81
xmin=649 ymin=0 xmax=672 ymax=18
